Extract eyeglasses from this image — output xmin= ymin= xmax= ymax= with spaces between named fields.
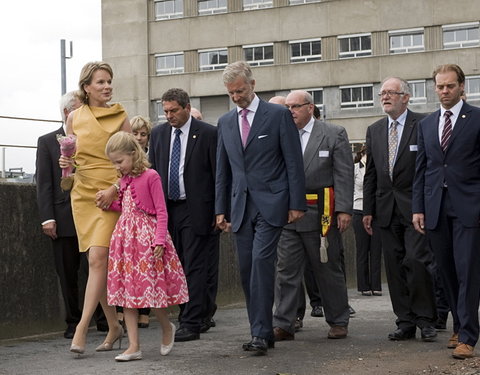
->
xmin=287 ymin=103 xmax=310 ymax=110
xmin=378 ymin=91 xmax=405 ymax=97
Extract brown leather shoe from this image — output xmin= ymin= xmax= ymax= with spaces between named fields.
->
xmin=328 ymin=325 xmax=348 ymax=339
xmin=448 ymin=333 xmax=459 ymax=349
xmin=273 ymin=327 xmax=294 ymax=341
xmin=452 ymin=342 xmax=474 ymax=359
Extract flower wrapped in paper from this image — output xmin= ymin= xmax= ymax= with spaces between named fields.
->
xmin=57 ymin=134 xmax=77 ymax=190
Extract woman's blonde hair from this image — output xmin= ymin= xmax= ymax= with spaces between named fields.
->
xmin=105 ymin=131 xmax=150 ymax=176
xmin=130 ymin=115 xmax=153 ymax=135
xmin=78 ymin=61 xmax=114 ymax=104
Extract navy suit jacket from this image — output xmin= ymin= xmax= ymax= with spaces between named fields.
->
xmin=363 ymin=110 xmax=425 ymax=227
xmin=149 ymin=117 xmax=217 ymax=235
xmin=412 ymin=102 xmax=480 ymax=229
xmin=215 ymin=99 xmax=306 ymax=232
xmin=35 ymin=126 xmax=77 ymax=237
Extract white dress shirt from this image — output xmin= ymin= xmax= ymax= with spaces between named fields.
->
xmin=387 ymin=109 xmax=407 ymax=165
xmin=438 ymin=100 xmax=464 ymax=143
xmin=168 ymin=116 xmax=192 ymax=200
xmin=236 ymin=94 xmax=260 ymax=136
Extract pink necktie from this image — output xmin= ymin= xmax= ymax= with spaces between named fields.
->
xmin=241 ymin=108 xmax=250 ymax=147
xmin=440 ymin=110 xmax=453 ymax=152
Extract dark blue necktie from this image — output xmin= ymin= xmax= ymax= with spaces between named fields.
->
xmin=169 ymin=128 xmax=182 ymax=200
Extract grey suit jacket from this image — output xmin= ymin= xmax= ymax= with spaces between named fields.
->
xmin=287 ymin=119 xmax=354 ymax=232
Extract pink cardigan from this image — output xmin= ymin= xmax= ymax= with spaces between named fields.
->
xmin=110 ymin=169 xmax=168 ymax=247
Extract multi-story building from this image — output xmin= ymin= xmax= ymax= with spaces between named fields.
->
xmin=102 ymin=0 xmax=480 ymax=146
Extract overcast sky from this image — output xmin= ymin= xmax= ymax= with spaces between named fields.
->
xmin=0 ymin=1 xmax=102 ymax=173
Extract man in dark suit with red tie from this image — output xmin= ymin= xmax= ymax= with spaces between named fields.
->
xmin=215 ymin=61 xmax=306 ymax=355
xmin=363 ymin=77 xmax=437 ymax=343
xmin=149 ymin=88 xmax=218 ymax=342
xmin=413 ymin=64 xmax=480 ymax=359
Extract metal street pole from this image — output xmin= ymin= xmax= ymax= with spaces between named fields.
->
xmin=60 ymin=39 xmax=73 ymax=95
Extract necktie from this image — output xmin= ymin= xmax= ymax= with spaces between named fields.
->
xmin=241 ymin=108 xmax=250 ymax=147
xmin=440 ymin=110 xmax=453 ymax=152
xmin=388 ymin=120 xmax=398 ymax=180
xmin=169 ymin=128 xmax=182 ymax=200
xmin=299 ymin=128 xmax=306 ymax=154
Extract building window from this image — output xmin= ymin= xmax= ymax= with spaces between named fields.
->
xmin=290 ymin=39 xmax=321 ymax=63
xmin=338 ymin=34 xmax=371 ymax=58
xmin=340 ymin=85 xmax=373 ymax=108
xmin=289 ymin=0 xmax=322 ymax=4
xmin=243 ymin=44 xmax=274 ymax=66
xmin=155 ymin=53 xmax=184 ymax=75
xmin=154 ymin=0 xmax=183 ymax=19
xmin=465 ymin=76 xmax=480 ymax=100
xmin=156 ymin=101 xmax=167 ymax=123
xmin=199 ymin=49 xmax=228 ymax=71
xmin=243 ymin=0 xmax=272 ymax=10
xmin=304 ymin=88 xmax=323 ymax=109
xmin=408 ymin=80 xmax=426 ymax=104
xmin=198 ymin=0 xmax=227 ymax=15
xmin=443 ymin=22 xmax=480 ymax=49
xmin=389 ymin=28 xmax=424 ymax=54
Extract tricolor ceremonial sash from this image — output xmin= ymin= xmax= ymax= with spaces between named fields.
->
xmin=305 ymin=187 xmax=335 ymax=236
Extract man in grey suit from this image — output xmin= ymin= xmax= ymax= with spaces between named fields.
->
xmin=273 ymin=90 xmax=352 ymax=341
xmin=216 ymin=61 xmax=306 ymax=355
xmin=363 ymin=77 xmax=437 ymax=342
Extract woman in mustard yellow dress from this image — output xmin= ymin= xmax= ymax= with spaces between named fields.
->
xmin=60 ymin=61 xmax=131 ymax=355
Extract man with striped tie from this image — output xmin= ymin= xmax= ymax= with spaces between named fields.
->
xmin=413 ymin=64 xmax=480 ymax=359
xmin=363 ymin=77 xmax=437 ymax=343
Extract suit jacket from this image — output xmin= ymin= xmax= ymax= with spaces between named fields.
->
xmin=215 ymin=99 xmax=306 ymax=232
xmin=363 ymin=109 xmax=425 ymax=227
xmin=287 ymin=119 xmax=354 ymax=232
xmin=149 ymin=117 xmax=217 ymax=236
xmin=35 ymin=126 xmax=77 ymax=237
xmin=413 ymin=102 xmax=480 ymax=229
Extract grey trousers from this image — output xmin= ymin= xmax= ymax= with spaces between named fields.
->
xmin=273 ymin=226 xmax=350 ymax=334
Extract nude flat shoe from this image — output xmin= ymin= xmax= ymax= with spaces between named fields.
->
xmin=160 ymin=322 xmax=176 ymax=356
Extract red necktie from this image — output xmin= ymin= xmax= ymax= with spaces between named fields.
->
xmin=440 ymin=110 xmax=453 ymax=152
xmin=241 ymin=108 xmax=250 ymax=147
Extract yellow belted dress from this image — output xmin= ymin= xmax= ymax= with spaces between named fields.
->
xmin=70 ymin=104 xmax=126 ymax=252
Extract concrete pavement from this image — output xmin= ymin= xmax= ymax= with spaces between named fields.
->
xmin=0 ymin=288 xmax=469 ymax=375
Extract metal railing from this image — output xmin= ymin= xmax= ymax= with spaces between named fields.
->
xmin=0 ymin=115 xmax=62 ymax=179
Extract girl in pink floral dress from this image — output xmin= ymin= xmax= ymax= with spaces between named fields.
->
xmin=105 ymin=131 xmax=188 ymax=362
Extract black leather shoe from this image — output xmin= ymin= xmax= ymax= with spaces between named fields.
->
xmin=200 ymin=318 xmax=216 ymax=333
xmin=435 ymin=315 xmax=448 ymax=330
xmin=246 ymin=337 xmax=268 ymax=355
xmin=294 ymin=317 xmax=303 ymax=332
xmin=349 ymin=305 xmax=356 ymax=316
xmin=420 ymin=326 xmax=437 ymax=342
xmin=311 ymin=306 xmax=324 ymax=317
xmin=174 ymin=327 xmax=200 ymax=342
xmin=388 ymin=328 xmax=416 ymax=341
xmin=242 ymin=338 xmax=274 ymax=351
xmin=64 ymin=325 xmax=76 ymax=339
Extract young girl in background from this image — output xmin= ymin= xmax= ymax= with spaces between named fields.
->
xmin=105 ymin=131 xmax=188 ymax=362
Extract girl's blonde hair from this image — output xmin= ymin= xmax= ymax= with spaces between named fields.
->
xmin=130 ymin=115 xmax=153 ymax=135
xmin=106 ymin=131 xmax=150 ymax=176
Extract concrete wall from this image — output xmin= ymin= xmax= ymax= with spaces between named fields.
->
xmin=0 ymin=183 xmax=358 ymax=339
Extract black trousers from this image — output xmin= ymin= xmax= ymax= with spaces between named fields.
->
xmin=51 ymin=236 xmax=82 ymax=326
xmin=380 ymin=204 xmax=436 ymax=330
xmin=202 ymin=232 xmax=220 ymax=322
xmin=353 ymin=211 xmax=382 ymax=292
xmin=168 ymin=200 xmax=210 ymax=333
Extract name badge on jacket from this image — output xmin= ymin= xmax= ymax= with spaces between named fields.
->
xmin=410 ymin=145 xmax=418 ymax=152
xmin=319 ymin=150 xmax=329 ymax=157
